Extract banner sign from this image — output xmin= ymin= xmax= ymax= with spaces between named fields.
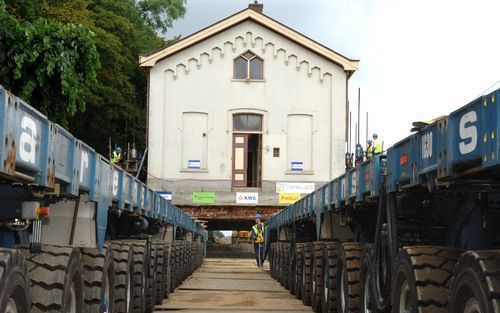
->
xmin=276 ymin=182 xmax=315 ymax=194
xmin=290 ymin=161 xmax=304 ymax=171
xmin=156 ymin=191 xmax=172 ymax=201
xmin=236 ymin=192 xmax=258 ymax=204
xmin=279 ymin=193 xmax=301 ymax=204
xmin=193 ymin=192 xmax=215 ymax=204
xmin=188 ymin=160 xmax=201 ymax=169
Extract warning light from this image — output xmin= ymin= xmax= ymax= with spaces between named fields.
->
xmin=37 ymin=207 xmax=50 ymax=217
xmin=400 ymin=154 xmax=408 ymax=166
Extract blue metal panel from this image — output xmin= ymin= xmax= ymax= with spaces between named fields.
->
xmin=52 ymin=125 xmax=79 ymax=195
xmin=386 ymin=135 xmax=418 ymax=192
xmin=347 ymin=168 xmax=357 ymax=202
xmin=0 ymin=87 xmax=52 ymax=187
xmin=0 ymin=85 xmax=208 ymax=244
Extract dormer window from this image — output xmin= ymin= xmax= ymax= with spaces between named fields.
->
xmin=233 ymin=50 xmax=264 ymax=80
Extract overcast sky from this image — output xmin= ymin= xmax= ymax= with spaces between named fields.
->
xmin=164 ymin=0 xmax=500 ymax=149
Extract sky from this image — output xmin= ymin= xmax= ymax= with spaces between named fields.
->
xmin=164 ymin=0 xmax=500 ymax=149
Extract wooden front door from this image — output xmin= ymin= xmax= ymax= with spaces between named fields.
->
xmin=232 ymin=134 xmax=248 ymax=187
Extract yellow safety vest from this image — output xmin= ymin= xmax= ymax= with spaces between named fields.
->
xmin=252 ymin=223 xmax=265 ymax=244
xmin=374 ymin=139 xmax=383 ymax=154
xmin=111 ymin=151 xmax=121 ymax=163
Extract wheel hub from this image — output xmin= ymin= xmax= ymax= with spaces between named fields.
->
xmin=463 ymin=297 xmax=481 ymax=313
xmin=363 ymin=272 xmax=372 ymax=313
xmin=398 ymin=280 xmax=411 ymax=313
xmin=67 ymin=283 xmax=77 ymax=313
xmin=5 ymin=298 xmax=19 ymax=313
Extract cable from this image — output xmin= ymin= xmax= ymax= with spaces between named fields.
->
xmin=473 ymin=78 xmax=500 ymax=100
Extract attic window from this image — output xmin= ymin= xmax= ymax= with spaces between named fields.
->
xmin=233 ymin=50 xmax=263 ymax=80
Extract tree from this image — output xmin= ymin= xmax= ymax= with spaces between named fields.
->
xmin=1 ymin=0 xmax=186 ymax=155
xmin=0 ymin=1 xmax=100 ymax=126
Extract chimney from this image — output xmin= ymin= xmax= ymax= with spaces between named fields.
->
xmin=249 ymin=1 xmax=263 ymax=13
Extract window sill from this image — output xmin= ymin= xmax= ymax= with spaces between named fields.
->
xmin=180 ymin=168 xmax=208 ymax=173
xmin=232 ymin=79 xmax=266 ymax=83
xmin=285 ymin=170 xmax=314 ymax=175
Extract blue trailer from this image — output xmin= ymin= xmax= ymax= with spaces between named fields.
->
xmin=0 ymin=86 xmax=207 ymax=313
xmin=267 ymin=90 xmax=500 ymax=313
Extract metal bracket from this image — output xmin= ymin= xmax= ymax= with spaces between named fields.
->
xmin=30 ymin=220 xmax=42 ymax=253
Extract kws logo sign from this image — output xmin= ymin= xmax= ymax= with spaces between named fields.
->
xmin=236 ymin=192 xmax=259 ymax=204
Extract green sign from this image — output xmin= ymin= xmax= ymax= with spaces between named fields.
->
xmin=193 ymin=192 xmax=216 ymax=204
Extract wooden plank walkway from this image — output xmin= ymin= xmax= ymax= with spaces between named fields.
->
xmin=154 ymin=258 xmax=313 ymax=313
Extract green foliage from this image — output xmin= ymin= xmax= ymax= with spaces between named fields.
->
xmin=0 ymin=2 xmax=100 ymax=126
xmin=136 ymin=0 xmax=186 ymax=33
xmin=1 ymin=0 xmax=186 ymax=154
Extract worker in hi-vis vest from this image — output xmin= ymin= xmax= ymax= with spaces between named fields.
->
xmin=111 ymin=146 xmax=122 ymax=164
xmin=251 ymin=213 xmax=265 ymax=268
xmin=373 ymin=133 xmax=383 ymax=154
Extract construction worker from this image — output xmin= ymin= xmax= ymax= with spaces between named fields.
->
xmin=251 ymin=213 xmax=265 ymax=268
xmin=366 ymin=139 xmax=374 ymax=159
xmin=355 ymin=143 xmax=364 ymax=165
xmin=111 ymin=146 xmax=122 ymax=164
xmin=373 ymin=133 xmax=383 ymax=154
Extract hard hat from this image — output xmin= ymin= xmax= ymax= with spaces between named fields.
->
xmin=115 ymin=146 xmax=122 ymax=151
xmin=367 ymin=139 xmax=373 ymax=144
xmin=372 ymin=133 xmax=378 ymax=137
xmin=255 ymin=213 xmax=262 ymax=219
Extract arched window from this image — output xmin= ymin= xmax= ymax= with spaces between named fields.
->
xmin=233 ymin=51 xmax=264 ymax=80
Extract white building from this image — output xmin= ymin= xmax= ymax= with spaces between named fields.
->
xmin=140 ymin=4 xmax=358 ymax=209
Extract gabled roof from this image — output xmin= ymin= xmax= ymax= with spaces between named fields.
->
xmin=139 ymin=8 xmax=359 ymax=73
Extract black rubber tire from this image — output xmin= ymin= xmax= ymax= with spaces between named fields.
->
xmin=391 ymin=246 xmax=460 ymax=313
xmin=152 ymin=240 xmax=166 ymax=305
xmin=312 ymin=241 xmax=326 ymax=312
xmin=110 ymin=241 xmax=134 ymax=313
xmin=449 ymin=250 xmax=500 ymax=313
xmin=24 ymin=245 xmax=83 ymax=313
xmin=163 ymin=243 xmax=172 ymax=299
xmin=359 ymin=244 xmax=376 ymax=313
xmin=81 ymin=244 xmax=114 ymax=313
xmin=289 ymin=243 xmax=297 ymax=295
xmin=337 ymin=242 xmax=366 ymax=313
xmin=302 ymin=242 xmax=314 ymax=306
xmin=283 ymin=243 xmax=290 ymax=289
xmin=0 ymin=248 xmax=31 ymax=313
xmin=321 ymin=242 xmax=339 ymax=313
xmin=170 ymin=242 xmax=177 ymax=292
xmin=129 ymin=240 xmax=149 ymax=313
xmin=296 ymin=243 xmax=305 ymax=300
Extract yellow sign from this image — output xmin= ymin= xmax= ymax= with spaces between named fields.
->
xmin=279 ymin=193 xmax=301 ymax=204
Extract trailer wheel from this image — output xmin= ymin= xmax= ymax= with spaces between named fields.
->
xmin=302 ymin=242 xmax=313 ymax=306
xmin=289 ymin=244 xmax=297 ymax=295
xmin=283 ymin=243 xmax=290 ymax=289
xmin=270 ymin=243 xmax=276 ymax=279
xmin=337 ymin=243 xmax=365 ymax=313
xmin=129 ymin=240 xmax=149 ymax=313
xmin=391 ymin=246 xmax=460 ymax=313
xmin=170 ymin=242 xmax=177 ymax=291
xmin=81 ymin=244 xmax=114 ymax=313
xmin=110 ymin=241 xmax=133 ymax=313
xmin=24 ymin=245 xmax=83 ymax=313
xmin=322 ymin=242 xmax=339 ymax=313
xmin=449 ymin=250 xmax=500 ymax=313
xmin=163 ymin=243 xmax=171 ymax=299
xmin=0 ymin=248 xmax=31 ymax=313
xmin=359 ymin=244 xmax=376 ymax=313
xmin=311 ymin=242 xmax=325 ymax=312
xmin=152 ymin=240 xmax=166 ymax=305
xmin=295 ymin=243 xmax=305 ymax=300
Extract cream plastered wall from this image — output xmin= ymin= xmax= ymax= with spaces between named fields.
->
xmin=147 ymin=20 xmax=347 ymax=193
